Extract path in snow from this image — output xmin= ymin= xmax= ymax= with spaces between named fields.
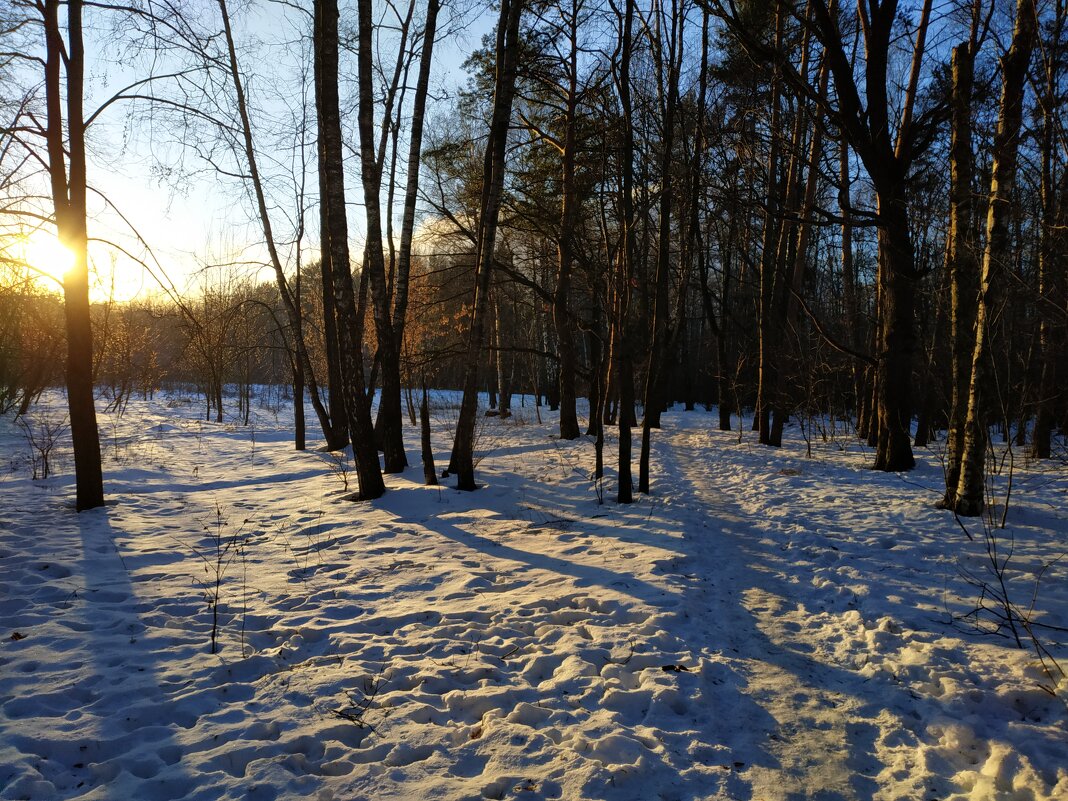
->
xmin=659 ymin=427 xmax=888 ymax=800
xmin=657 ymin=422 xmax=1066 ymax=801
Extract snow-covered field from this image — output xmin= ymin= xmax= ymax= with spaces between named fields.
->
xmin=1 ymin=389 xmax=1066 ymax=801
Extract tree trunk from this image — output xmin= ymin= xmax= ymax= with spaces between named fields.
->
xmin=953 ymin=0 xmax=1037 ymax=516
xmin=44 ymin=0 xmax=104 ymax=511
xmin=942 ymin=42 xmax=979 ymax=502
xmin=449 ymin=0 xmax=524 ymax=490
xmin=872 ymin=187 xmax=917 ymax=472
xmin=356 ymin=0 xmax=407 ymax=473
xmin=315 ymin=0 xmax=384 ymax=499
xmin=587 ymin=304 xmax=605 ymax=438
xmin=293 ymin=360 xmax=306 ymax=451
xmin=320 ymin=200 xmax=349 ymax=449
xmin=613 ymin=0 xmax=637 ymax=504
xmin=420 ymin=382 xmax=437 ymax=485
xmin=615 ymin=335 xmax=635 ymax=504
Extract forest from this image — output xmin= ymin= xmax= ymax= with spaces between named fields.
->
xmin=1 ymin=0 xmax=1067 ymax=798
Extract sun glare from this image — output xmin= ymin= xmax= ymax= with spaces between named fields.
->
xmin=15 ymin=231 xmax=152 ymax=302
xmin=25 ymin=233 xmax=76 ymax=285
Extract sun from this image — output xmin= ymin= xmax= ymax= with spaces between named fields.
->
xmin=25 ymin=232 xmax=76 ymax=286
xmin=14 ymin=231 xmax=153 ymax=302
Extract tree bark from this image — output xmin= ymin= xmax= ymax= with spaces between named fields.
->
xmin=44 ymin=0 xmax=104 ymax=511
xmin=293 ymin=359 xmax=306 ymax=451
xmin=420 ymin=382 xmax=437 ymax=485
xmin=942 ymin=42 xmax=979 ymax=502
xmin=953 ymin=0 xmax=1038 ymax=515
xmin=356 ymin=0 xmax=407 ymax=473
xmin=872 ymin=184 xmax=918 ymax=471
xmin=319 ymin=200 xmax=349 ymax=449
xmin=448 ymin=0 xmax=524 ymax=491
xmin=315 ymin=0 xmax=385 ymax=499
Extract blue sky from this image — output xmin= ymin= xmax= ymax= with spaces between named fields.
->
xmin=72 ymin=0 xmax=493 ymax=301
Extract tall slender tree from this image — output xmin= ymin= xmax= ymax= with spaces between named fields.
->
xmin=449 ymin=0 xmax=525 ymax=491
xmin=612 ymin=0 xmax=638 ymax=504
xmin=942 ymin=35 xmax=980 ymax=505
xmin=391 ymin=0 xmax=441 ymax=432
xmin=42 ymin=0 xmax=103 ymax=511
xmin=637 ymin=0 xmax=685 ymax=493
xmin=553 ymin=0 xmax=585 ymax=442
xmin=952 ymin=0 xmax=1038 ymax=516
xmin=315 ymin=0 xmax=385 ymax=499
xmin=355 ymin=0 xmax=409 ymax=474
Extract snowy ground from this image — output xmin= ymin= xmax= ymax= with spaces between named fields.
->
xmin=1 ymin=389 xmax=1066 ymax=801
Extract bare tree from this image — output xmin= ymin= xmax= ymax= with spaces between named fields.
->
xmin=952 ymin=0 xmax=1038 ymax=516
xmin=315 ymin=0 xmax=385 ymax=498
xmin=39 ymin=0 xmax=103 ymax=509
xmin=942 ymin=30 xmax=981 ymax=504
xmin=448 ymin=0 xmax=525 ymax=491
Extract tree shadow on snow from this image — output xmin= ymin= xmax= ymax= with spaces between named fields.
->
xmin=71 ymin=508 xmax=210 ymax=800
xmin=376 ymin=483 xmax=788 ymax=801
xmin=646 ymin=430 xmax=975 ymax=801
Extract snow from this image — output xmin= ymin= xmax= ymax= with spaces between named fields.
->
xmin=1 ymin=390 xmax=1066 ymax=800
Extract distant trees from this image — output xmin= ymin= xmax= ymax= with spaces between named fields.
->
xmin=0 ymin=268 xmax=64 ymax=415
xmin=1031 ymin=0 xmax=1068 ymax=461
xmin=216 ymin=0 xmax=339 ymax=451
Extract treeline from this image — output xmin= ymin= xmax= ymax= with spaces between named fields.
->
xmin=1 ymin=0 xmax=1065 ymax=514
xmin=0 ymin=255 xmax=577 ymax=426
xmin=0 ymin=271 xmax=283 ymax=421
